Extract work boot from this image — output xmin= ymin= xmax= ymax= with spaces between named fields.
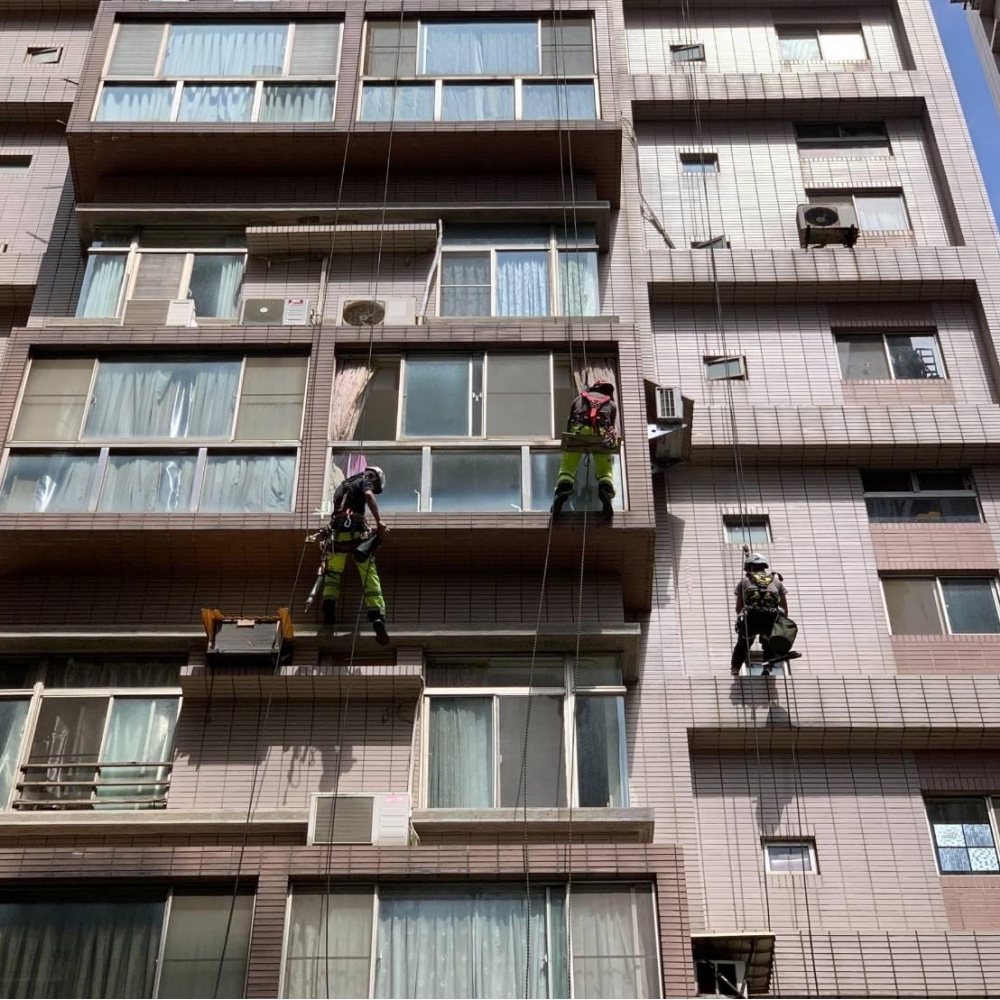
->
xmin=598 ymin=481 xmax=616 ymax=521
xmin=322 ymin=599 xmax=337 ymax=626
xmin=551 ymin=480 xmax=574 ymax=517
xmin=369 ymin=610 xmax=390 ymax=646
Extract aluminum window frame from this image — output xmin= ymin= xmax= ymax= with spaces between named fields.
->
xmin=420 ymin=653 xmax=628 ymax=810
xmin=95 ymin=19 xmax=342 ymax=124
xmin=881 ymin=575 xmax=1000 ymax=635
xmin=776 ymin=25 xmax=869 ymax=63
xmin=669 ymin=42 xmax=706 ymax=64
xmin=924 ymin=796 xmax=1000 ymax=876
xmin=834 ymin=329 xmax=945 ymax=381
xmin=794 ymin=121 xmax=890 ymax=154
xmin=704 ymin=355 xmax=746 ymax=381
xmin=723 ymin=515 xmax=771 ymax=546
xmin=762 ymin=839 xmax=818 ymax=875
xmin=861 ymin=469 xmax=982 ymax=524
xmin=357 ymin=16 xmax=599 ymax=122
xmin=25 ymin=45 xmax=63 ymax=66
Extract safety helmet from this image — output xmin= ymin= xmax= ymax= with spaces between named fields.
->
xmin=589 ymin=380 xmax=615 ymax=396
xmin=365 ymin=466 xmax=386 ymax=494
xmin=744 ymin=552 xmax=768 ymax=570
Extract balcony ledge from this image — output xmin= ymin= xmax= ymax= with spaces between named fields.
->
xmin=411 ymin=807 xmax=654 ymax=843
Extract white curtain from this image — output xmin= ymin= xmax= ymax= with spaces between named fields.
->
xmin=163 ymin=23 xmax=287 ymax=76
xmin=521 ymin=83 xmax=597 ymax=120
xmin=0 ymin=701 xmax=28 ymax=810
xmin=199 ymin=453 xmax=296 ymax=512
xmin=330 ymin=360 xmax=376 ymax=441
xmin=188 ymin=255 xmax=244 ymax=319
xmin=84 ymin=360 xmax=240 ymax=440
xmin=260 ymin=85 xmax=336 ymax=123
xmin=422 ymin=23 xmax=538 ymax=74
xmin=559 ymin=251 xmax=599 ymax=315
xmin=178 ymin=85 xmax=254 ymax=123
xmin=0 ymin=897 xmax=163 ymax=998
xmin=0 ymin=453 xmax=97 ymax=513
xmin=373 ymin=888 xmax=553 ymax=999
xmin=855 ymin=196 xmax=909 ymax=231
xmin=95 ymin=85 xmax=173 ymax=122
xmin=571 ymin=355 xmax=617 ymax=392
xmin=575 ymin=696 xmax=626 ymax=808
xmin=428 ymin=698 xmax=493 ymax=807
xmin=439 ymin=254 xmax=491 ymax=317
xmin=76 ymin=254 xmax=127 ymax=318
xmin=496 ymin=251 xmax=550 ymax=317
xmin=441 ymin=84 xmax=514 ymax=121
xmin=97 ymin=698 xmax=177 ymax=808
xmin=360 ymin=84 xmax=435 ymax=122
xmin=97 ymin=455 xmax=196 ymax=513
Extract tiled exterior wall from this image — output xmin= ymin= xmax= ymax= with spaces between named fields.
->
xmin=0 ymin=12 xmax=93 ymax=78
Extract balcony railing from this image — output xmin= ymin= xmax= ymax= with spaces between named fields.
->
xmin=15 ymin=760 xmax=173 ymax=809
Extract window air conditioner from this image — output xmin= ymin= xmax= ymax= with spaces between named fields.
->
xmin=123 ymin=298 xmax=196 ymax=326
xmin=240 ymin=297 xmax=312 ymax=326
xmin=654 ymin=385 xmax=684 ymax=424
xmin=336 ymin=295 xmax=416 ymax=327
xmin=308 ymin=792 xmax=411 ymax=846
xmin=797 ymin=201 xmax=859 ymax=248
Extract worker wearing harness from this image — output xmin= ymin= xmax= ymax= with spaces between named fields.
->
xmin=731 ymin=552 xmax=798 ymax=675
xmin=551 ymin=380 xmax=618 ymax=520
xmin=322 ymin=466 xmax=390 ymax=645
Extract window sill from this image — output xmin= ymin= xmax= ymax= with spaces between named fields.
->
xmin=410 ymin=807 xmax=654 ymax=842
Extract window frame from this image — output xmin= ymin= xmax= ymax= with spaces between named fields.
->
xmin=723 ymin=515 xmax=770 ymax=546
xmin=0 ymin=661 xmax=182 ymax=812
xmin=794 ymin=122 xmax=890 ymax=155
xmin=680 ymin=152 xmax=719 ymax=175
xmin=925 ymin=797 xmax=1000 ymax=876
xmin=834 ymin=329 xmax=945 ymax=381
xmin=776 ymin=25 xmax=869 ymax=64
xmin=357 ymin=16 xmax=600 ymax=122
xmin=95 ymin=19 xmax=343 ymax=124
xmin=0 ymin=155 xmax=32 ymax=177
xmin=881 ymin=575 xmax=1000 ymax=636
xmin=705 ymin=355 xmax=746 ymax=381
xmin=419 ymin=653 xmax=629 ymax=810
xmin=25 ymin=45 xmax=63 ymax=66
xmin=860 ymin=469 xmax=982 ymax=524
xmin=436 ymin=225 xmax=601 ymax=319
xmin=669 ymin=42 xmax=706 ymax=64
xmin=763 ymin=839 xmax=818 ymax=875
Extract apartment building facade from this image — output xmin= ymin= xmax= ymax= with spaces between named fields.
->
xmin=949 ymin=0 xmax=1000 ymax=116
xmin=0 ymin=0 xmax=998 ymax=996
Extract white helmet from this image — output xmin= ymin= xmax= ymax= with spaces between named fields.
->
xmin=365 ymin=466 xmax=386 ymax=494
xmin=744 ymin=552 xmax=768 ymax=570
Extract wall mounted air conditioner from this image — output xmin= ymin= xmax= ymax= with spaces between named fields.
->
xmin=796 ymin=201 xmax=859 ymax=249
xmin=123 ymin=298 xmax=196 ymax=326
xmin=654 ymin=385 xmax=684 ymax=424
xmin=308 ymin=792 xmax=411 ymax=846
xmin=240 ymin=297 xmax=311 ymax=326
xmin=336 ymin=295 xmax=415 ymax=327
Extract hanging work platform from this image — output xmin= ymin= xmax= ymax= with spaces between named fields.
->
xmin=201 ymin=608 xmax=294 ymax=671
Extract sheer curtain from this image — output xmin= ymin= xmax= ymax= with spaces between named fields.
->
xmin=521 ymin=83 xmax=597 ymax=120
xmin=178 ymin=85 xmax=254 ymax=123
xmin=95 ymin=85 xmax=173 ymax=123
xmin=0 ymin=453 xmax=97 ymax=513
xmin=559 ymin=251 xmax=599 ymax=315
xmin=571 ymin=355 xmax=617 ymax=392
xmin=0 ymin=896 xmax=163 ymax=998
xmin=76 ymin=254 xmax=127 ymax=318
xmin=428 ymin=698 xmax=493 ymax=807
xmin=188 ymin=255 xmax=244 ymax=318
xmin=440 ymin=254 xmax=491 ymax=316
xmin=0 ymin=701 xmax=28 ymax=809
xmin=199 ymin=453 xmax=296 ymax=512
xmin=330 ymin=360 xmax=376 ymax=441
xmin=84 ymin=360 xmax=240 ymax=440
xmin=97 ymin=454 xmax=197 ymax=513
xmin=259 ymin=85 xmax=336 ymax=123
xmin=97 ymin=698 xmax=177 ymax=807
xmin=441 ymin=84 xmax=514 ymax=121
xmin=422 ymin=23 xmax=538 ymax=74
xmin=360 ymin=84 xmax=435 ymax=122
xmin=163 ymin=24 xmax=287 ymax=76
xmin=373 ymin=888 xmax=553 ymax=999
xmin=496 ymin=251 xmax=550 ymax=317
xmin=46 ymin=660 xmax=182 ymax=688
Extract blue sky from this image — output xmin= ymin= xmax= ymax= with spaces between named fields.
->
xmin=931 ymin=0 xmax=1000 ymax=225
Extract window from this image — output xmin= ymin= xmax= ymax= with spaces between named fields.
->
xmin=882 ymin=577 xmax=1000 ymax=635
xmin=809 ymin=191 xmax=910 ymax=232
xmin=764 ymin=840 xmax=817 ymax=874
xmin=76 ymin=230 xmax=246 ymax=320
xmin=795 ymin=122 xmax=889 ymax=155
xmin=670 ymin=43 xmax=705 ymax=63
xmin=424 ymin=654 xmax=627 ymax=809
xmin=691 ymin=236 xmax=730 ymax=250
xmin=926 ymin=799 xmax=1000 ymax=874
xmin=360 ymin=18 xmax=598 ymax=122
xmin=705 ymin=356 xmax=745 ymax=381
xmin=0 ymin=656 xmax=181 ymax=811
xmin=330 ymin=352 xmax=624 ymax=514
xmin=0 ymin=155 xmax=31 ymax=176
xmin=438 ymin=225 xmax=599 ymax=318
xmin=0 ymin=888 xmax=251 ymax=998
xmin=96 ymin=21 xmax=340 ymax=123
xmin=25 ymin=45 xmax=62 ymax=65
xmin=681 ymin=152 xmax=718 ymax=174
xmin=861 ymin=469 xmax=981 ymax=524
xmin=284 ymin=883 xmax=660 ymax=999
xmin=835 ymin=331 xmax=944 ymax=381
xmin=1 ymin=354 xmax=306 ymax=514
xmin=777 ymin=26 xmax=867 ymax=63
xmin=724 ymin=516 xmax=770 ymax=546
xmin=696 ymin=959 xmax=745 ymax=997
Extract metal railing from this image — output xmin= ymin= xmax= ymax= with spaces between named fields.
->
xmin=14 ymin=760 xmax=173 ymax=809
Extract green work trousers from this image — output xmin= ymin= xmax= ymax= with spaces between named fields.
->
xmin=556 ymin=426 xmax=615 ymax=488
xmin=323 ymin=532 xmax=386 ymax=612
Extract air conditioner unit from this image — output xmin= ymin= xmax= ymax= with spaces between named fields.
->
xmin=797 ymin=201 xmax=859 ymax=248
xmin=308 ymin=792 xmax=411 ymax=846
xmin=123 ymin=298 xmax=196 ymax=326
xmin=336 ymin=295 xmax=415 ymax=327
xmin=654 ymin=385 xmax=684 ymax=424
xmin=240 ymin=297 xmax=311 ymax=326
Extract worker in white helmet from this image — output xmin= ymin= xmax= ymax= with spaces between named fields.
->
xmin=731 ymin=552 xmax=796 ymax=675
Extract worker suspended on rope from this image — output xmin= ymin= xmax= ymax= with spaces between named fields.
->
xmin=731 ymin=552 xmax=800 ymax=675
xmin=551 ymin=380 xmax=618 ymax=521
xmin=314 ymin=466 xmax=390 ymax=645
